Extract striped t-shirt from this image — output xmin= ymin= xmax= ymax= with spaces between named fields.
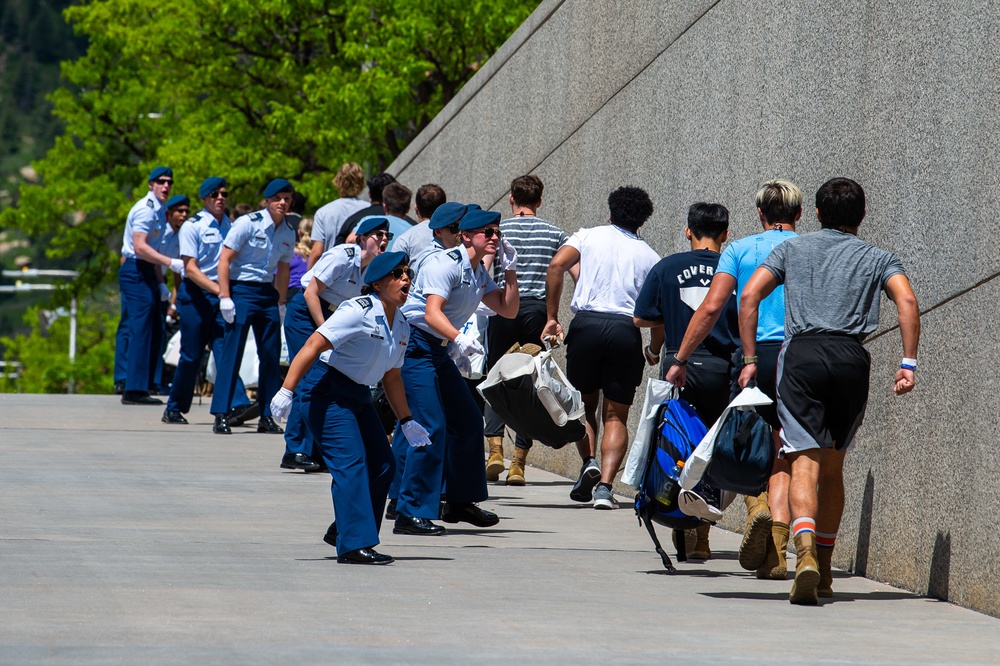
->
xmin=494 ymin=215 xmax=568 ymax=299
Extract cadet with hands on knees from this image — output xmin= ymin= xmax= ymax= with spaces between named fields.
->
xmin=271 ymin=252 xmax=430 ymax=564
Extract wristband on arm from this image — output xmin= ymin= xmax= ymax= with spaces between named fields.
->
xmin=901 ymin=357 xmax=917 ymax=371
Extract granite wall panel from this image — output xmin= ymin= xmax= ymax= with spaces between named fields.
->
xmin=387 ymin=0 xmax=1000 ymax=614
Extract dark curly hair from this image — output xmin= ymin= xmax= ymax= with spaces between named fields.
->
xmin=608 ymin=186 xmax=654 ymax=232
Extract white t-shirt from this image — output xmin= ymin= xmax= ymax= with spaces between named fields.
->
xmin=565 ymin=224 xmax=659 ymax=317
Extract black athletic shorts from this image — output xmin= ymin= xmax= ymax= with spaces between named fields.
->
xmin=730 ymin=340 xmax=782 ymax=430
xmin=565 ymin=310 xmax=644 ymax=405
xmin=776 ymin=333 xmax=871 ymax=453
xmin=666 ymin=347 xmax=732 ymax=426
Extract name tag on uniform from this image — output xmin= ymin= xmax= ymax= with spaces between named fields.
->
xmin=202 ymin=229 xmax=222 ymax=243
xmin=249 ymin=232 xmax=268 ymax=248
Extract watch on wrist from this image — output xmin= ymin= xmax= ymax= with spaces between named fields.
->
xmin=671 ymin=354 xmax=687 ymax=367
xmin=742 ymin=355 xmax=758 ymax=365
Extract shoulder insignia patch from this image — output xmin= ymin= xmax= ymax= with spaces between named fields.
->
xmin=357 ymin=296 xmax=373 ymax=310
xmin=344 ymin=246 xmax=356 ymax=258
xmin=145 ymin=199 xmax=155 ymax=209
xmin=250 ymin=212 xmax=263 ymax=221
xmin=446 ymin=249 xmax=462 ymax=262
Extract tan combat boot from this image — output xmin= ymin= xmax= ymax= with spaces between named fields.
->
xmin=789 ymin=531 xmax=820 ymax=605
xmin=506 ymin=447 xmax=528 ymax=486
xmin=757 ymin=522 xmax=789 ymax=580
xmin=739 ymin=492 xmax=773 ymax=570
xmin=817 ymin=546 xmax=834 ymax=597
xmin=486 ymin=436 xmax=505 ymax=482
xmin=690 ymin=523 xmax=712 ymax=560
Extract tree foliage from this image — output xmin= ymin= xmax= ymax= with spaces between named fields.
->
xmin=1 ymin=0 xmax=538 ymax=294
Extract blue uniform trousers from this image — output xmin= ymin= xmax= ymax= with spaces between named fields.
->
xmin=210 ymin=281 xmax=282 ymax=416
xmin=392 ymin=328 xmax=488 ymax=519
xmin=167 ymin=280 xmax=249 ymax=414
xmin=282 ymin=292 xmax=327 ymax=457
xmin=117 ymin=259 xmax=163 ymax=393
xmin=114 ymin=291 xmax=129 ymax=384
xmin=302 ymin=363 xmax=394 ymax=554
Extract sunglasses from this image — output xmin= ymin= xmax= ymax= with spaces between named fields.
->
xmin=175 ymin=208 xmax=190 ymax=214
xmin=371 ymin=230 xmax=394 ymax=240
xmin=445 ymin=224 xmax=461 ymax=234
xmin=207 ymin=190 xmax=228 ymax=199
xmin=478 ymin=227 xmax=502 ymax=240
xmin=390 ymin=267 xmax=414 ymax=280
xmin=153 ymin=178 xmax=174 ymax=185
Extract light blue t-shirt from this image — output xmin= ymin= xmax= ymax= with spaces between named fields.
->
xmin=223 ymin=208 xmax=296 ymax=283
xmin=121 ymin=191 xmax=165 ymax=260
xmin=179 ymin=211 xmax=232 ymax=281
xmin=400 ymin=247 xmax=499 ymax=339
xmin=716 ymin=228 xmax=797 ymax=342
xmin=300 ymin=243 xmax=365 ymax=307
xmin=316 ymin=293 xmax=409 ymax=386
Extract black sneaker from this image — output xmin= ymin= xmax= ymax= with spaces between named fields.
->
xmin=569 ymin=459 xmax=602 ymax=502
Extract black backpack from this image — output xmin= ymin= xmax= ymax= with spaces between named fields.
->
xmin=704 ymin=408 xmax=775 ymax=495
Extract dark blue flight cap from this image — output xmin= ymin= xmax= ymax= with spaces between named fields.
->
xmin=356 ymin=216 xmax=390 ymax=236
xmin=199 ymin=176 xmax=227 ymax=199
xmin=165 ymin=194 xmax=190 ymax=209
xmin=458 ymin=208 xmax=501 ymax=231
xmin=428 ymin=202 xmax=468 ymax=230
xmin=263 ymin=178 xmax=294 ymax=198
xmin=148 ymin=166 xmax=173 ymax=181
xmin=364 ymin=251 xmax=410 ymax=285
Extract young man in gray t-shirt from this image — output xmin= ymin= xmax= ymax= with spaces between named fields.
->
xmin=736 ymin=178 xmax=920 ymax=606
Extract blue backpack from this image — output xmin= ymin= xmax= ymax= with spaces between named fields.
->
xmin=634 ymin=398 xmax=720 ymax=572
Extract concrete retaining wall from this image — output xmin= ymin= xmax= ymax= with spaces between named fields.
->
xmin=387 ymin=0 xmax=1000 ymax=615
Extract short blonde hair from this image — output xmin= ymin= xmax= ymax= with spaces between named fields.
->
xmin=333 ymin=162 xmax=365 ymax=198
xmin=295 ymin=217 xmax=314 ymax=259
xmin=755 ymin=179 xmax=802 ymax=224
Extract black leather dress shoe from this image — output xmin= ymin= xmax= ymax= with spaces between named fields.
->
xmin=161 ymin=409 xmax=188 ymax=425
xmin=121 ymin=391 xmax=163 ymax=405
xmin=337 ymin=548 xmax=393 ymax=565
xmin=280 ymin=452 xmax=320 ymax=472
xmin=213 ymin=414 xmax=232 ymax=435
xmin=385 ymin=499 xmax=398 ymax=521
xmin=257 ymin=416 xmax=284 ymax=434
xmin=113 ymin=380 xmax=125 ymax=395
xmin=393 ymin=514 xmax=446 ymax=536
xmin=323 ymin=521 xmax=337 ymax=547
xmin=440 ymin=503 xmax=500 ymax=527
xmin=228 ymin=402 xmax=259 ymax=427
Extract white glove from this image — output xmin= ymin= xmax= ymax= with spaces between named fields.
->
xmin=500 ymin=239 xmax=517 ymax=272
xmin=279 ymin=303 xmax=286 ymax=323
xmin=220 ymin=297 xmax=236 ymax=324
xmin=169 ymin=258 xmax=184 ymax=274
xmin=453 ymin=331 xmax=485 ymax=358
xmin=401 ymin=419 xmax=431 ymax=447
xmin=165 ymin=313 xmax=177 ymax=326
xmin=158 ymin=283 xmax=171 ymax=302
xmin=270 ymin=387 xmax=294 ymax=422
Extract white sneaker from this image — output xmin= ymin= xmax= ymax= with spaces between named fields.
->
xmin=593 ymin=484 xmax=619 ymax=510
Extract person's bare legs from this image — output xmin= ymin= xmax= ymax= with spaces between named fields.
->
xmin=816 ymin=447 xmax=846 ymax=596
xmin=597 ymin=397 xmax=631 ymax=484
xmin=756 ymin=429 xmax=793 ymax=578
xmin=787 ymin=448 xmax=821 ymax=604
xmin=575 ymin=390 xmax=600 ymax=461
xmin=769 ymin=430 xmax=791 ymax=524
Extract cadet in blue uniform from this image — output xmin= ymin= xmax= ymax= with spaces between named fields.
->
xmin=212 ymin=178 xmax=296 ymax=434
xmin=391 ymin=208 xmax=520 ymax=535
xmin=407 ymin=201 xmax=468 ymax=275
xmin=153 ymin=195 xmax=191 ymax=394
xmin=117 ymin=166 xmax=185 ymax=405
xmin=162 ymin=177 xmax=253 ymax=425
xmin=280 ymin=216 xmax=391 ymax=471
xmin=271 ymin=252 xmax=431 ymax=564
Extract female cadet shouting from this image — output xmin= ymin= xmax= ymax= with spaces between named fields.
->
xmin=271 ymin=252 xmax=430 ymax=565
xmin=391 ymin=208 xmax=519 ymax=536
xmin=279 ymin=217 xmax=391 ymax=472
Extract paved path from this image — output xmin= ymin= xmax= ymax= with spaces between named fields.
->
xmin=2 ymin=394 xmax=998 ymax=664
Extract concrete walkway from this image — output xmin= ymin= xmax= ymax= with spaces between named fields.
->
xmin=1 ymin=394 xmax=997 ymax=665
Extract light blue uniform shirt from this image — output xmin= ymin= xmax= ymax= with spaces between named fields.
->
xmin=121 ymin=192 xmax=165 ymax=260
xmin=400 ymin=247 xmax=499 ymax=339
xmin=352 ymin=214 xmax=411 ymax=252
xmin=223 ymin=208 xmax=296 ymax=283
xmin=158 ymin=224 xmax=181 ymax=261
xmin=312 ymin=197 xmax=369 ymax=245
xmin=179 ymin=211 xmax=232 ymax=281
xmin=410 ymin=238 xmax=445 ymax=276
xmin=716 ymin=228 xmax=797 ymax=342
xmin=316 ymin=294 xmax=409 ymax=386
xmin=300 ymin=243 xmax=365 ymax=306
